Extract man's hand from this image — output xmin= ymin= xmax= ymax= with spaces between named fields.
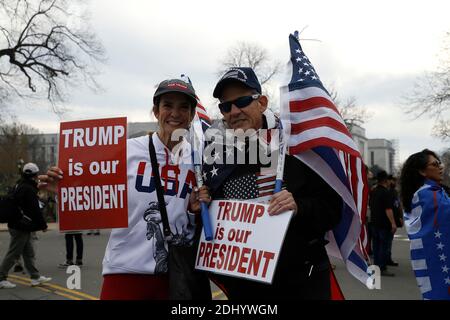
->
xmin=38 ymin=166 xmax=63 ymax=194
xmin=189 ymin=185 xmax=211 ymax=214
xmin=391 ymin=224 xmax=397 ymax=234
xmin=268 ymin=190 xmax=298 ymax=216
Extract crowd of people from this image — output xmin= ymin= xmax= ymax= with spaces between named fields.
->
xmin=0 ymin=67 xmax=449 ymax=300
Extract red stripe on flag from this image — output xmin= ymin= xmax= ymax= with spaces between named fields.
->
xmin=290 ymin=117 xmax=352 ymax=138
xmin=289 ymin=96 xmax=341 ymax=115
xmin=198 ymin=112 xmax=211 ymax=121
xmin=289 ymin=138 xmax=361 ymax=157
xmin=258 ymin=185 xmax=275 ymax=191
xmin=196 ymin=103 xmax=207 ymax=112
xmin=256 ymin=176 xmax=276 ymax=184
xmin=259 ymin=191 xmax=274 ymax=198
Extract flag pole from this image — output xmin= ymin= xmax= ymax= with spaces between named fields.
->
xmin=274 ymin=120 xmax=286 ymax=193
xmin=190 ymin=109 xmax=213 ymax=241
xmin=181 ymin=74 xmax=213 ymax=241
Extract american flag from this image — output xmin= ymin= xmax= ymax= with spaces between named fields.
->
xmin=195 ymin=100 xmax=212 ymax=132
xmin=202 ymin=113 xmax=281 ymax=202
xmin=280 ymin=33 xmax=370 ymax=286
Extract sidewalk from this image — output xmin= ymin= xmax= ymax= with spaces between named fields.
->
xmin=0 ymin=222 xmax=58 ymax=232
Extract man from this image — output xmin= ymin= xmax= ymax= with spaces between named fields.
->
xmin=369 ymin=171 xmax=397 ymax=276
xmin=0 ymin=163 xmax=51 ymax=289
xmin=204 ymin=67 xmax=342 ymax=299
xmin=386 ymin=174 xmax=403 ymax=267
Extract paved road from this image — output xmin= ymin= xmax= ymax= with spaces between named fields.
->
xmin=0 ymin=223 xmax=421 ymax=300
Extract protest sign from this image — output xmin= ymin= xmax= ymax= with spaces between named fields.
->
xmin=195 ymin=199 xmax=293 ymax=284
xmin=57 ymin=117 xmax=128 ymax=231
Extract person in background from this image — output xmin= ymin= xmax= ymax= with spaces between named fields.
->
xmin=386 ymin=174 xmax=403 ymax=267
xmin=369 ymin=170 xmax=397 ymax=277
xmin=59 ymin=231 xmax=84 ymax=268
xmin=0 ymin=163 xmax=52 ymax=289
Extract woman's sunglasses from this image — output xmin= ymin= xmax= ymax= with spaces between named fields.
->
xmin=218 ymin=94 xmax=260 ymax=113
xmin=427 ymin=160 xmax=442 ymax=168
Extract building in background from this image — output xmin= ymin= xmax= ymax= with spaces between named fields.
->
xmin=367 ymin=138 xmax=398 ymax=174
xmin=349 ymin=124 xmax=369 ymax=165
xmin=349 ymin=125 xmax=399 ymax=175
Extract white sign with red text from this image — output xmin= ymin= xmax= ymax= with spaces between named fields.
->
xmin=195 ymin=199 xmax=293 ymax=284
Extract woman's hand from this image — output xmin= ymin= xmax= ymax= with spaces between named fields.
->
xmin=189 ymin=185 xmax=211 ymax=214
xmin=38 ymin=166 xmax=63 ymax=194
xmin=268 ymin=190 xmax=298 ymax=216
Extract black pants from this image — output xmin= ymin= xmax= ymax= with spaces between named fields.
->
xmin=212 ymin=262 xmax=331 ymax=300
xmin=65 ymin=233 xmax=83 ymax=261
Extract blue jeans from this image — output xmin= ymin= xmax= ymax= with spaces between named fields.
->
xmin=372 ymin=227 xmax=391 ymax=271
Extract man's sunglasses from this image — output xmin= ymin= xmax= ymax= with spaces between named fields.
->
xmin=218 ymin=94 xmax=260 ymax=113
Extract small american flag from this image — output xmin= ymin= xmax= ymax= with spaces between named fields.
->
xmin=280 ymin=32 xmax=370 ymax=286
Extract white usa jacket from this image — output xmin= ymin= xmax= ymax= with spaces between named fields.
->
xmin=102 ymin=133 xmax=197 ymax=275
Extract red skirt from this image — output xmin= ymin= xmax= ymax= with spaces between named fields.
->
xmin=100 ymin=274 xmax=169 ymax=300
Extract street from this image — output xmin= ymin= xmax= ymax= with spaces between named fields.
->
xmin=0 ymin=223 xmax=421 ymax=300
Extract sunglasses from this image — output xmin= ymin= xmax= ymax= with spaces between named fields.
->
xmin=218 ymin=94 xmax=260 ymax=113
xmin=427 ymin=160 xmax=442 ymax=168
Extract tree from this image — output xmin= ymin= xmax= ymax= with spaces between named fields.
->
xmin=440 ymin=148 xmax=450 ymax=187
xmin=0 ymin=0 xmax=106 ymax=113
xmin=328 ymin=86 xmax=371 ymax=131
xmin=217 ymin=41 xmax=281 ymax=88
xmin=403 ymin=32 xmax=450 ymax=139
xmin=0 ymin=120 xmax=40 ymax=193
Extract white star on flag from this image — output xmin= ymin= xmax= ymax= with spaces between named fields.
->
xmin=445 ymin=277 xmax=450 ymax=285
xmin=442 ymin=266 xmax=449 ymax=273
xmin=437 ymin=242 xmax=445 ymax=250
xmin=435 ymin=230 xmax=442 ymax=238
xmin=296 ymin=57 xmax=302 ymax=62
xmin=439 ymin=254 xmax=447 ymax=261
xmin=202 ymin=172 xmax=208 ymax=181
xmin=295 ymin=49 xmax=301 ymax=53
xmin=210 ymin=166 xmax=218 ymax=177
xmin=225 ymin=148 xmax=233 ymax=158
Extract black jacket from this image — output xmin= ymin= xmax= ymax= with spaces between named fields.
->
xmin=208 ymin=154 xmax=343 ymax=299
xmin=8 ymin=178 xmax=48 ymax=232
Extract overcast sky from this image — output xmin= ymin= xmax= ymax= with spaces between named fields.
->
xmin=9 ymin=0 xmax=450 ymax=162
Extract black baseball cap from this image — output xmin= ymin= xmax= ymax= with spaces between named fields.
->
xmin=153 ymin=79 xmax=197 ymax=107
xmin=213 ymin=67 xmax=262 ymax=98
xmin=376 ymin=170 xmax=389 ymax=182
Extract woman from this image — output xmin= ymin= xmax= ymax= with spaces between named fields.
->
xmin=400 ymin=149 xmax=450 ymax=300
xmin=39 ymin=78 xmax=211 ymax=299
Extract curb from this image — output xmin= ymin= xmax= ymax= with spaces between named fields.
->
xmin=0 ymin=222 xmax=58 ymax=232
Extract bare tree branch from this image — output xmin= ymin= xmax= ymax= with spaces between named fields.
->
xmin=217 ymin=41 xmax=281 ymax=88
xmin=402 ymin=31 xmax=450 ymax=139
xmin=0 ymin=0 xmax=106 ymax=111
xmin=328 ymin=85 xmax=372 ymax=130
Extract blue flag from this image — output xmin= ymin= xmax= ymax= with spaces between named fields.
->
xmin=404 ymin=179 xmax=450 ymax=300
